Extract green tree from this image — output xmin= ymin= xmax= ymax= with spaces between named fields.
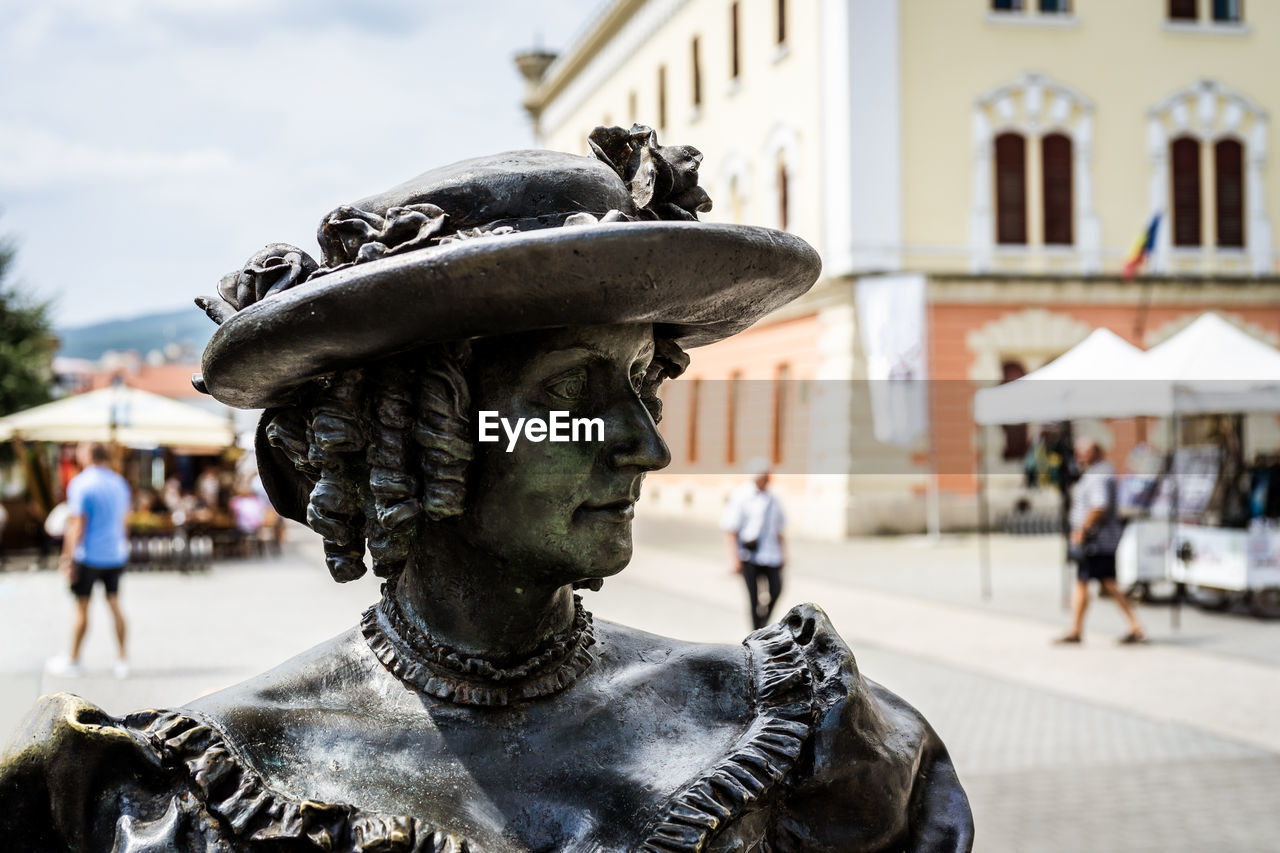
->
xmin=0 ymin=236 xmax=55 ymax=418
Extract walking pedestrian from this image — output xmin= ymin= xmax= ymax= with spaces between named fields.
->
xmin=46 ymin=443 xmax=132 ymax=678
xmin=722 ymin=458 xmax=787 ymax=630
xmin=1057 ymin=438 xmax=1146 ymax=645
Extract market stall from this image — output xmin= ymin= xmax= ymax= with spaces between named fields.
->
xmin=1117 ymin=314 xmax=1280 ymax=614
xmin=972 ymin=313 xmax=1280 ymax=615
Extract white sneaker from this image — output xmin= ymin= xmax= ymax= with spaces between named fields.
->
xmin=45 ymin=656 xmax=83 ymax=678
xmin=112 ymin=659 xmax=131 ymax=679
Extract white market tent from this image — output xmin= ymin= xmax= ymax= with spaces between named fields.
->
xmin=973 ymin=327 xmax=1147 ymax=425
xmin=1131 ymin=312 xmax=1280 ymax=416
xmin=974 ymin=313 xmax=1280 ymax=425
xmin=0 ymin=386 xmax=235 ymax=449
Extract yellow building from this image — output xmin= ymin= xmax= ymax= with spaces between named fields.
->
xmin=519 ymin=0 xmax=1280 ymax=537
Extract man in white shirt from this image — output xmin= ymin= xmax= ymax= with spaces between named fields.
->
xmin=1058 ymin=438 xmax=1146 ymax=644
xmin=721 ymin=458 xmax=786 ymax=629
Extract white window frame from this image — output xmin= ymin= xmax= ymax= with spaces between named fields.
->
xmin=1146 ymin=79 xmax=1271 ymax=273
xmin=971 ymin=73 xmax=1099 ymax=272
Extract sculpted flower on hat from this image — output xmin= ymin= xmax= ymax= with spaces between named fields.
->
xmin=197 ymin=243 xmax=320 ymax=325
xmin=588 ymin=124 xmax=713 ymax=222
xmin=220 ymin=244 xmax=319 ymax=310
xmin=317 ymin=203 xmax=451 ymax=272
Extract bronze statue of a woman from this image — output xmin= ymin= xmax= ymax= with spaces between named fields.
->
xmin=0 ymin=126 xmax=973 ymax=852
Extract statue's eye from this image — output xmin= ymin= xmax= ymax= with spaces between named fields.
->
xmin=545 ymin=370 xmax=587 ymax=401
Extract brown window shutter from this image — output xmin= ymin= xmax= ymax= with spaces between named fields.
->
xmin=1041 ymin=134 xmax=1074 ymax=245
xmin=730 ymin=2 xmax=741 ymax=79
xmin=691 ymin=37 xmax=702 ymax=107
xmin=1215 ymin=138 xmax=1245 ymax=247
xmin=995 ymin=133 xmax=1027 ymax=245
xmin=1171 ymin=136 xmax=1202 ymax=247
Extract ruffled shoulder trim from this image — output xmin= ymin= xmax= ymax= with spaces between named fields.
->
xmin=127 ymin=707 xmax=478 ymax=851
xmin=633 ymin=612 xmax=817 ymax=852
xmin=0 ymin=693 xmax=474 ymax=852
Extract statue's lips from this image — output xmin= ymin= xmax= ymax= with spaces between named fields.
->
xmin=577 ymin=499 xmax=636 ymax=523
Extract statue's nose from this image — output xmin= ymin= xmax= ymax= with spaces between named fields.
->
xmin=607 ymin=396 xmax=671 ymax=472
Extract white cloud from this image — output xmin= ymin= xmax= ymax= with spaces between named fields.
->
xmin=0 ymin=0 xmax=603 ymax=326
xmin=0 ymin=125 xmax=235 ymax=188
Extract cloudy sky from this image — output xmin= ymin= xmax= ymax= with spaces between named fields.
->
xmin=0 ymin=0 xmax=602 ymax=328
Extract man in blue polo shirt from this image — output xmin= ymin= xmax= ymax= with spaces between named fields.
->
xmin=47 ymin=443 xmax=131 ymax=678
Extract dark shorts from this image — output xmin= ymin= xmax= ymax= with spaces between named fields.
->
xmin=70 ymin=564 xmax=124 ymax=598
xmin=1076 ymin=553 xmax=1117 ymax=582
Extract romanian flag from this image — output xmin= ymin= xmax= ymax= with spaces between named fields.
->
xmin=1123 ymin=214 xmax=1161 ymax=279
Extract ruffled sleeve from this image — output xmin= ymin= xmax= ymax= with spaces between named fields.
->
xmin=772 ymin=604 xmax=974 ymax=853
xmin=0 ymin=693 xmax=463 ymax=852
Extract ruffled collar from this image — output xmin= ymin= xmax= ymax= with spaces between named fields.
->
xmin=360 ymin=591 xmax=597 ymax=706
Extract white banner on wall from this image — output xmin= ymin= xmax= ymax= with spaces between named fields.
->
xmin=855 ymin=273 xmax=930 ymax=448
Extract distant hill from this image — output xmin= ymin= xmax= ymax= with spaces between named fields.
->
xmin=56 ymin=307 xmax=214 ymax=361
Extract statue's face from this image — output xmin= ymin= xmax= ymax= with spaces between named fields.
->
xmin=461 ymin=324 xmax=670 ymax=586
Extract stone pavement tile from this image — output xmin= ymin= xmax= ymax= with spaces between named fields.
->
xmin=846 ymin=647 xmax=1280 ymax=852
xmin=966 ymin=756 xmax=1280 ymax=853
xmin=849 ymin=644 xmax=1266 ymax=777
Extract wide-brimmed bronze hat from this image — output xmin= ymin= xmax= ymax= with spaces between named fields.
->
xmin=196 ymin=125 xmax=822 ymax=409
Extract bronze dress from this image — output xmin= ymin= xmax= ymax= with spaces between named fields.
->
xmin=0 ymin=603 xmax=973 ymax=852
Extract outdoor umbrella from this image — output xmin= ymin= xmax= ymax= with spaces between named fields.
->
xmin=0 ymin=385 xmax=235 ymax=449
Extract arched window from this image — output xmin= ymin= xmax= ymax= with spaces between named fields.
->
xmin=994 ymin=132 xmax=1027 ymax=245
xmin=1215 ymin=138 xmax=1245 ymax=247
xmin=1000 ymin=360 xmax=1030 ymax=460
xmin=1171 ymin=136 xmax=1202 ymax=246
xmin=1041 ymin=133 xmax=1073 ymax=245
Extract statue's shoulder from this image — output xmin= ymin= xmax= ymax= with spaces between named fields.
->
xmin=761 ymin=603 xmax=975 ymax=853
xmin=601 ymin=606 xmax=974 ymax=853
xmin=0 ymin=693 xmax=159 ymax=847
xmin=186 ymin=623 xmax=374 ymax=718
xmin=0 ymin=682 xmax=450 ymax=852
xmin=0 ymin=692 xmax=313 ymax=849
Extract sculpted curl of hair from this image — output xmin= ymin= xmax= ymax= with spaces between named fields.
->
xmin=264 ymin=343 xmax=473 ymax=582
xmin=263 ymin=336 xmax=684 ymax=584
